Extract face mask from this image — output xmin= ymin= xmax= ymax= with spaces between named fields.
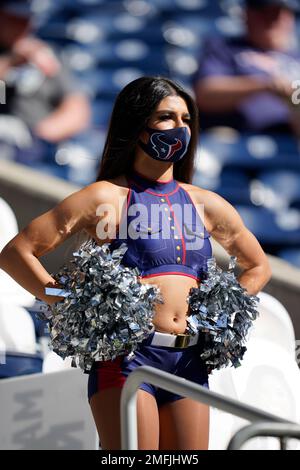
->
xmin=138 ymin=126 xmax=191 ymax=163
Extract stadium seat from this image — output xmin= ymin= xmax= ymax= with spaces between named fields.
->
xmin=152 ymin=0 xmax=223 ymax=16
xmin=248 ymin=291 xmax=296 ymax=356
xmin=291 ymin=200 xmax=300 ymax=210
xmin=72 ymin=14 xmax=164 ymax=43
xmin=42 ymin=352 xmax=73 ymax=373
xmin=193 ymin=168 xmax=252 ymax=205
xmin=210 ymin=339 xmax=300 ymax=450
xmin=91 ymin=98 xmax=114 ymax=127
xmin=209 ymin=292 xmax=300 ymax=450
xmin=0 ymin=198 xmax=35 ymax=306
xmin=200 ymin=132 xmax=300 ymax=171
xmin=0 ymin=302 xmax=43 ymax=378
xmin=235 ymin=205 xmax=300 ymax=246
xmin=0 ymin=198 xmax=18 ymax=251
xmin=0 ymin=352 xmax=43 ymax=379
xmin=163 ymin=15 xmax=219 ymax=50
xmin=165 ymin=49 xmax=200 ymax=83
xmin=79 ymin=67 xmax=146 ymax=96
xmin=0 ymin=302 xmax=37 ymax=356
xmin=165 ymin=14 xmax=244 ymax=51
xmin=256 ymin=169 xmax=300 ymax=209
xmin=67 ymin=40 xmax=168 ymax=70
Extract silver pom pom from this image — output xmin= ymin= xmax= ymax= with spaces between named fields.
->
xmin=35 ymin=239 xmax=163 ymax=371
xmin=186 ymin=256 xmax=260 ymax=372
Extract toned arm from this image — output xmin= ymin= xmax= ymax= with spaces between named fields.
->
xmin=200 ymin=189 xmax=272 ymax=295
xmin=0 ymin=181 xmax=115 ymax=304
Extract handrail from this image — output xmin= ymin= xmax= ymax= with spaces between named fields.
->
xmin=120 ymin=365 xmax=296 ymax=450
xmin=227 ymin=422 xmax=300 ymax=450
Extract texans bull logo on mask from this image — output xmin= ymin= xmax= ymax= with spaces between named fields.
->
xmin=139 ymin=126 xmax=191 ymax=163
xmin=150 ymin=133 xmax=183 ymax=160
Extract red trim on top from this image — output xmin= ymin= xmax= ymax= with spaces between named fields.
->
xmin=126 ymin=188 xmax=132 ymax=210
xmin=141 ymin=271 xmax=201 ymax=281
xmin=115 ymin=186 xmax=132 ymax=238
xmin=127 ymin=178 xmax=179 ymax=197
xmin=132 ymin=168 xmax=174 ymax=184
xmin=180 ymin=185 xmax=208 ymax=230
xmin=165 ymin=194 xmax=186 ymax=264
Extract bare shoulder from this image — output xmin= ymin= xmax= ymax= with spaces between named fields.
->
xmin=80 ymin=175 xmax=129 ymax=238
xmin=178 ymin=182 xmax=242 ymax=234
xmin=85 ymin=174 xmax=129 ymax=203
xmin=178 ymin=182 xmax=217 ymax=231
xmin=178 ymin=181 xmax=208 ymax=200
xmin=49 ymin=175 xmax=129 ymax=235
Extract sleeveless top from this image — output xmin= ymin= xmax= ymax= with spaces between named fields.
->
xmin=109 ymin=169 xmax=212 ymax=281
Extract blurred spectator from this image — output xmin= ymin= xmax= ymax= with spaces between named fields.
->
xmin=193 ymin=0 xmax=300 ymax=135
xmin=0 ymin=7 xmax=91 ymax=163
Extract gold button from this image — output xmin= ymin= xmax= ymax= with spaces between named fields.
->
xmin=176 ymin=245 xmax=181 ymax=250
xmin=171 ymin=225 xmax=175 ymax=230
xmin=160 ymin=198 xmax=165 ymax=202
xmin=164 ymin=207 xmax=168 ymax=212
xmin=148 ymin=227 xmax=152 ymax=231
xmin=174 ymin=235 xmax=179 ymax=239
xmin=168 ymin=216 xmax=172 ymax=221
xmin=176 ymin=257 xmax=181 ymax=263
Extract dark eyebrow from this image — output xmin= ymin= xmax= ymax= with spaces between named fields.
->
xmin=155 ymin=109 xmax=191 ymax=117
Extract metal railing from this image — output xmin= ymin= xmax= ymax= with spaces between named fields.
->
xmin=227 ymin=422 xmax=300 ymax=450
xmin=120 ymin=365 xmax=297 ymax=450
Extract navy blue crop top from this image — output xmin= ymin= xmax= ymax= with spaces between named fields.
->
xmin=109 ymin=169 xmax=212 ymax=281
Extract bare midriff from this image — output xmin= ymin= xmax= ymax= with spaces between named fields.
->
xmin=139 ymin=274 xmax=199 ymax=335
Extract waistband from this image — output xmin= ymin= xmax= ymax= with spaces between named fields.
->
xmin=141 ymin=330 xmax=203 ymax=349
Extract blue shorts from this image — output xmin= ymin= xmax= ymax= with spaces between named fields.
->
xmin=88 ymin=332 xmax=209 ymax=407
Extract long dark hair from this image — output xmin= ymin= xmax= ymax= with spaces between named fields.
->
xmin=95 ymin=76 xmax=199 ymax=183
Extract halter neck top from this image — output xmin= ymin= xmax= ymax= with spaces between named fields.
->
xmin=109 ymin=169 xmax=212 ymax=281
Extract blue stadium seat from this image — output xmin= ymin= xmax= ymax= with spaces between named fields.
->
xmin=35 ymin=20 xmax=69 ymax=41
xmin=94 ymin=67 xmax=166 ymax=96
xmin=296 ymin=18 xmax=300 ymax=41
xmin=79 ymin=14 xmax=164 ymax=44
xmin=278 ymin=248 xmax=300 ymax=269
xmin=29 ymin=315 xmax=49 ymax=340
xmin=37 ymin=7 xmax=164 ymax=44
xmin=37 ymin=0 xmax=126 ymax=18
xmin=151 ymin=0 xmax=223 ymax=16
xmin=86 ymin=41 xmax=168 ymax=70
xmin=165 ymin=23 xmax=227 ymax=81
xmin=235 ymin=205 xmax=300 ymax=246
xmin=193 ymin=168 xmax=252 ymax=205
xmin=200 ymin=132 xmax=300 ymax=171
xmin=72 ymin=67 xmax=145 ymax=96
xmin=256 ymin=170 xmax=300 ymax=208
xmin=163 ymin=15 xmax=219 ymax=50
xmin=92 ymin=99 xmax=114 ymax=126
xmin=0 ymin=352 xmax=43 ymax=379
xmin=165 ymin=49 xmax=200 ymax=82
xmin=165 ymin=13 xmax=244 ymax=48
xmin=291 ymin=200 xmax=300 ymax=210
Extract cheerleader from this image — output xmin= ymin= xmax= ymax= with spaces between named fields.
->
xmin=0 ymin=76 xmax=272 ymax=450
